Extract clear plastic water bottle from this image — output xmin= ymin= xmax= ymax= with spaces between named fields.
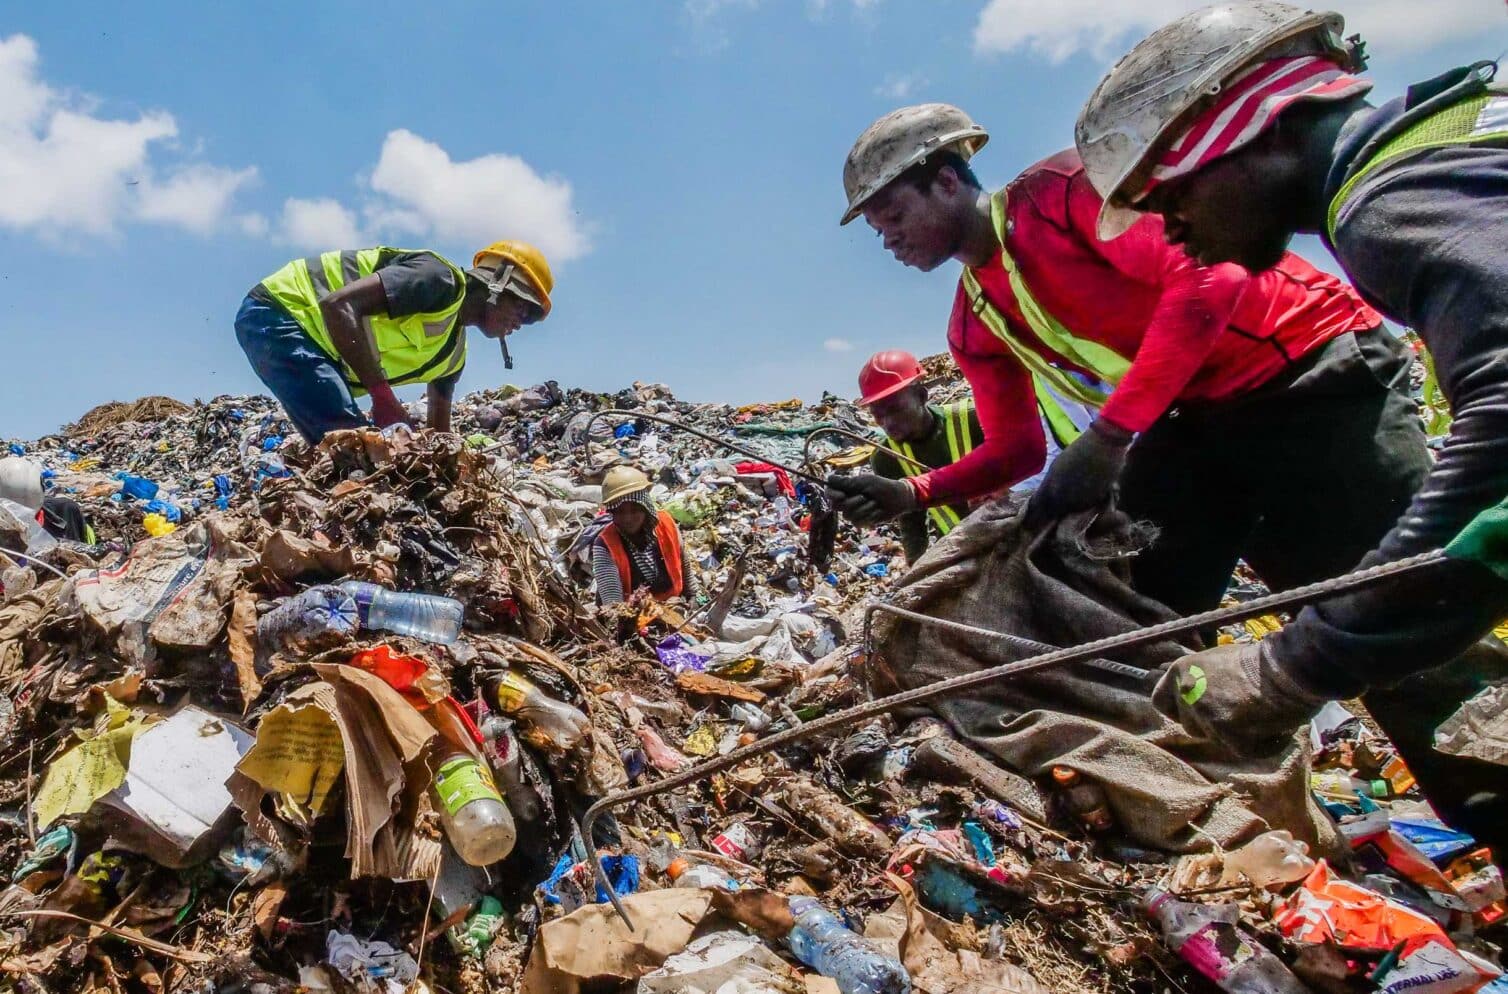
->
xmin=1142 ymin=888 xmax=1308 ymax=994
xmin=340 ymin=581 xmax=463 ymax=644
xmin=785 ymin=896 xmax=912 ymax=994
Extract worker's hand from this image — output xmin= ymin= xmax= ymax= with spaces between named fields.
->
xmin=368 ymin=384 xmax=413 ymax=430
xmin=1152 ymin=642 xmax=1327 ymax=756
xmin=1024 ymin=419 xmax=1132 ymax=527
xmin=826 ymin=474 xmax=918 ymax=525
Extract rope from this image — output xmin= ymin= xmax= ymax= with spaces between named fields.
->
xmin=581 ymin=548 xmax=1448 ymax=928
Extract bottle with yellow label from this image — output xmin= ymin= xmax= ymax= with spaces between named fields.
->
xmin=490 ymin=670 xmax=590 ymax=753
xmin=428 ymin=702 xmax=516 ymax=866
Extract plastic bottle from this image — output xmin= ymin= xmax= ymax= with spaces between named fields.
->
xmin=340 ymin=580 xmax=464 ymax=644
xmin=1051 ymin=767 xmax=1114 ymax=832
xmin=256 ymin=585 xmax=359 ymax=653
xmin=478 ymin=714 xmax=541 ymax=823
xmin=427 ymin=704 xmax=515 ymax=866
xmin=1310 ymin=771 xmax=1390 ymax=800
xmin=489 ymin=670 xmax=589 ymax=753
xmin=1142 ymin=888 xmax=1308 ymax=994
xmin=785 ymin=896 xmax=912 ymax=994
xmin=1220 ymin=831 xmax=1315 ymax=888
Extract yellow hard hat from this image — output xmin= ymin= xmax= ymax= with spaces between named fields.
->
xmin=473 ymin=240 xmax=554 ymax=318
xmin=601 ymin=465 xmax=652 ymax=506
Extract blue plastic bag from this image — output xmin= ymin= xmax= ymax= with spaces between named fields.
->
xmin=614 ymin=423 xmax=637 ymax=439
xmin=143 ymin=499 xmax=182 ymax=523
xmin=118 ymin=474 xmax=159 ymax=501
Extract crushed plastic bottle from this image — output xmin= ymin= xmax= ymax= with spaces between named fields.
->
xmin=1311 ymin=771 xmax=1391 ymax=801
xmin=1143 ymin=887 xmax=1308 ymax=994
xmin=1220 ymin=831 xmax=1315 ymax=888
xmin=256 ymin=585 xmax=359 ymax=654
xmin=786 ymin=896 xmax=912 ymax=994
xmin=340 ymin=580 xmax=464 ymax=644
xmin=489 ymin=670 xmax=589 ymax=753
xmin=0 ymin=498 xmax=57 ymax=555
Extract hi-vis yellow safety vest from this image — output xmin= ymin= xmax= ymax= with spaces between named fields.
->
xmin=892 ymin=401 xmax=977 ymax=535
xmin=959 ymin=190 xmax=1132 ymax=446
xmin=259 ymin=248 xmax=468 ymax=394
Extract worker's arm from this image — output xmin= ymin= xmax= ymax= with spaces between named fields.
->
xmin=426 ymin=373 xmax=459 ymax=433
xmin=317 ymin=275 xmax=410 ymax=427
xmin=1064 ymin=172 xmax=1248 ymax=435
xmin=591 ymin=541 xmax=625 ymax=606
xmin=908 ymin=292 xmax=1049 ymax=508
xmin=897 ymin=511 xmax=930 ymax=564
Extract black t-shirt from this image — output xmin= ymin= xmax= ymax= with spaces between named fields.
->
xmin=374 ymin=251 xmax=465 ymax=317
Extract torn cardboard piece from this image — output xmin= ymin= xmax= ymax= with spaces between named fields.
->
xmin=234 ymin=663 xmax=438 ymax=880
xmin=520 ymin=888 xmax=716 ymax=994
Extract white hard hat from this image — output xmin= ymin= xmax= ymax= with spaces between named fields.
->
xmin=841 ymin=103 xmax=989 ymax=225
xmin=1075 ymin=2 xmax=1356 ymax=239
xmin=0 ymin=457 xmax=43 ymax=511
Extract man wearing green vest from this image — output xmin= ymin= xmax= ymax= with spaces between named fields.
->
xmin=826 ymin=103 xmax=1413 ymax=628
xmin=1076 ymin=2 xmax=1508 ymax=847
xmin=858 ymin=350 xmax=987 ymax=562
xmin=235 ymin=240 xmax=553 ymax=443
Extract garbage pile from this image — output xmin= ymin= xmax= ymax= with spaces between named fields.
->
xmin=0 ymin=371 xmax=1502 ymax=994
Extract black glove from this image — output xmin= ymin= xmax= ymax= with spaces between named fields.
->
xmin=1025 ymin=419 xmax=1133 ymax=526
xmin=1152 ymin=641 xmax=1328 ymax=756
xmin=825 ymin=474 xmax=918 ymax=525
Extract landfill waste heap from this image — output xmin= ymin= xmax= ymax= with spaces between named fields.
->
xmin=0 ymin=360 xmax=1501 ymax=994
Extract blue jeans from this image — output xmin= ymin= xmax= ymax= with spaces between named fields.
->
xmin=235 ymin=294 xmax=368 ymax=444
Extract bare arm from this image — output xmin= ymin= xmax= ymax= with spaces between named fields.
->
xmin=427 ymin=375 xmax=458 ymax=433
xmin=318 ymin=275 xmax=410 ymax=426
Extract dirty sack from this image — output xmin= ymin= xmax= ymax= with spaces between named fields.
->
xmin=869 ymin=499 xmax=1334 ymax=854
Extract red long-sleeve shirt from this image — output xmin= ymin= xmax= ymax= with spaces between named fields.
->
xmin=910 ymin=150 xmax=1382 ymax=509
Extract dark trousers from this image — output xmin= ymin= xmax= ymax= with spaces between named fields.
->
xmin=234 ymin=294 xmax=367 ymax=444
xmin=1121 ymin=330 xmax=1508 ymax=847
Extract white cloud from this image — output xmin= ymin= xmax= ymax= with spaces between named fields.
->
xmin=278 ymin=197 xmax=364 ymax=251
xmin=972 ymin=0 xmax=1502 ymax=63
xmin=366 ymin=130 xmax=590 ymax=262
xmin=0 ymin=33 xmax=255 ymax=239
xmin=134 ymin=164 xmax=258 ymax=234
xmin=823 ymin=337 xmax=855 ymax=353
xmin=874 ymin=72 xmax=927 ymax=100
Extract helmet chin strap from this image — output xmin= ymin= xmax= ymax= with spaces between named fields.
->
xmin=475 ymin=262 xmax=518 ymax=369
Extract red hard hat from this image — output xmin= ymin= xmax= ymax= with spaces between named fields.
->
xmin=857 ymin=350 xmax=924 ymax=406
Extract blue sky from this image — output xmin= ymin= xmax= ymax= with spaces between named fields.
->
xmin=2 ymin=1 xmax=1503 ymax=438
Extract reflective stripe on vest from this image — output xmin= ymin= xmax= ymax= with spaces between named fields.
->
xmin=959 ymin=191 xmax=1131 ymax=445
xmin=600 ymin=510 xmax=685 ymax=600
xmin=258 ymin=247 xmax=468 ymax=392
xmin=894 ymin=402 xmax=977 ymax=535
xmin=1328 ymin=81 xmax=1508 ymax=239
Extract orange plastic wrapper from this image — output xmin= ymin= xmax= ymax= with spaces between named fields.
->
xmin=1276 ymin=860 xmax=1449 ymax=955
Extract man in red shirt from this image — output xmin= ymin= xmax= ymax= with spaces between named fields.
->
xmin=830 ymin=103 xmax=1425 ymax=618
xmin=825 ymin=105 xmax=1475 ymax=816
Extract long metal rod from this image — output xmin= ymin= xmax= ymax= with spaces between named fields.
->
xmin=582 ymin=548 xmax=1448 ymax=928
xmin=581 ymin=409 xmax=828 ymax=486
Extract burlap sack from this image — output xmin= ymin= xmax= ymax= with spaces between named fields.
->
xmin=870 ymin=499 xmax=1335 ymax=854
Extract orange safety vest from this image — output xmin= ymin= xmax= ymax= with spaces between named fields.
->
xmin=600 ymin=510 xmax=685 ymax=600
